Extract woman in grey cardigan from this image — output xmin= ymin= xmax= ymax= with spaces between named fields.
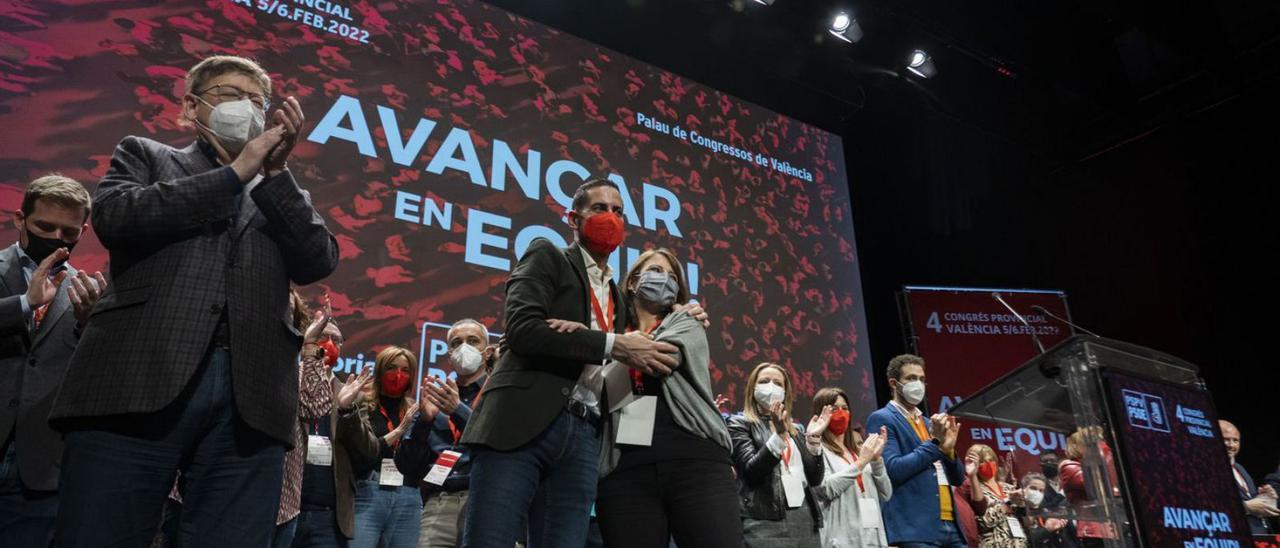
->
xmin=561 ymin=248 xmax=742 ymax=547
xmin=811 ymin=387 xmax=892 ymax=548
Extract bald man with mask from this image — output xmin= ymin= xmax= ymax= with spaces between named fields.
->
xmin=1220 ymin=420 xmax=1278 ymax=534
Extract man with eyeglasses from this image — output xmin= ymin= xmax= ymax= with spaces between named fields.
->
xmin=51 ymin=55 xmax=338 ymax=547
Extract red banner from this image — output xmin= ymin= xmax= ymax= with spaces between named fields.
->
xmin=899 ymin=286 xmax=1073 ymax=478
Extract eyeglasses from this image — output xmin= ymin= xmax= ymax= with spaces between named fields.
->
xmin=196 ymin=84 xmax=270 ymax=111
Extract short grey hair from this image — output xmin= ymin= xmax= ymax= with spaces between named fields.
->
xmin=448 ymin=318 xmax=489 ymax=336
xmin=185 ymin=55 xmax=272 ymax=96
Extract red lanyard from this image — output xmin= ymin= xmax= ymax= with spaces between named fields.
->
xmin=379 ymin=403 xmax=403 ymax=448
xmin=987 ymin=480 xmax=1006 ymax=501
xmin=836 ymin=449 xmax=866 ymax=492
xmin=781 ymin=437 xmax=794 ymax=467
xmin=627 ymin=322 xmax=661 ymax=393
xmin=445 ymin=383 xmax=486 ymax=445
xmin=588 ymin=284 xmax=613 ymax=333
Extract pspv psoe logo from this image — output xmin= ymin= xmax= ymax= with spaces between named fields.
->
xmin=1122 ymin=389 xmax=1171 ymax=433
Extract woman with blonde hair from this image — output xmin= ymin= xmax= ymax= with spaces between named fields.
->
xmin=960 ymin=444 xmax=1027 ymax=548
xmin=728 ymin=362 xmax=828 ymax=547
xmin=350 ymin=346 xmax=420 ymax=548
xmin=810 ymin=387 xmax=891 ymax=547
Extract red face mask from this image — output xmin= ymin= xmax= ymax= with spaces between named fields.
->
xmin=978 ymin=461 xmax=998 ymax=481
xmin=380 ymin=369 xmax=410 ymax=396
xmin=318 ymin=338 xmax=340 ymax=368
xmin=828 ymin=408 xmax=851 ymax=436
xmin=580 ymin=211 xmax=624 ymax=256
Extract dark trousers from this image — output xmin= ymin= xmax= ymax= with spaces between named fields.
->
xmin=0 ymin=439 xmax=56 ymax=548
xmin=596 ymin=459 xmax=744 ymax=548
xmin=55 ymin=346 xmax=286 ymax=548
xmin=292 ymin=509 xmax=349 ymax=548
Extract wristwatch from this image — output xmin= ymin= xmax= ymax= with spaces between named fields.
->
xmin=301 ymin=343 xmax=324 ymax=361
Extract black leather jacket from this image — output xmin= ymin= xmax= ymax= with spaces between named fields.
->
xmin=727 ymin=414 xmax=824 ymax=528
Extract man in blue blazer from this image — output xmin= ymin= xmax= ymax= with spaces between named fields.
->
xmin=866 ymin=354 xmax=967 ymax=548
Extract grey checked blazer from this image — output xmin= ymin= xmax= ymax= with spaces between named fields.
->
xmin=49 ymin=137 xmax=339 ymax=444
xmin=0 ymin=244 xmax=80 ymax=490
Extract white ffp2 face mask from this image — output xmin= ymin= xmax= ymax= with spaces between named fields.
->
xmin=1024 ymin=488 xmax=1045 ymax=507
xmin=451 ymin=343 xmax=484 ymax=376
xmin=196 ymin=97 xmax=265 ymax=153
xmin=753 ymin=382 xmax=785 ymax=407
xmin=899 ymin=380 xmax=926 ymax=406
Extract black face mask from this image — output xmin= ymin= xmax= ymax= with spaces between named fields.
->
xmin=22 ymin=222 xmax=76 ymax=267
xmin=1041 ymin=462 xmax=1060 ymax=479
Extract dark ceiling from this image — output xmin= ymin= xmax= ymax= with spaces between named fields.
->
xmin=488 ymin=0 xmax=1280 ymax=165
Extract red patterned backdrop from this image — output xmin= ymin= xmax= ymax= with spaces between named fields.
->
xmin=0 ymin=0 xmax=873 ymax=419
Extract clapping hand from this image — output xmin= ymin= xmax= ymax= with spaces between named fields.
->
xmin=262 ymin=96 xmax=305 ymax=175
xmin=999 ymin=451 xmax=1016 ymax=484
xmin=25 ymin=248 xmax=69 ymax=310
xmin=336 ymin=367 xmax=372 ymax=410
xmin=807 ymin=405 xmax=834 ymax=437
xmin=941 ymin=415 xmax=961 ymax=453
xmin=422 ymin=376 xmax=461 ymax=414
xmin=303 ymin=295 xmax=334 ymax=344
xmin=418 ymin=386 xmax=440 ymax=422
xmin=398 ymin=397 xmax=417 ymax=431
xmin=929 ymin=413 xmax=949 ymax=440
xmin=227 ymin=125 xmax=286 ymax=183
xmin=855 ymin=427 xmax=887 ymax=468
xmin=67 ymin=270 xmax=107 ymax=327
xmin=714 ymin=393 xmax=731 ymax=413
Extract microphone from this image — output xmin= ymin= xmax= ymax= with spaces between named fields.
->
xmin=992 ymin=292 xmax=1045 ymax=354
xmin=1030 ymin=305 xmax=1101 ymax=338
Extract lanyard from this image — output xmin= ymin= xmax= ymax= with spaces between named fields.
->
xmin=1232 ymin=465 xmax=1249 ymax=492
xmin=836 ymin=449 xmax=866 ymax=492
xmin=627 ymin=322 xmax=662 ymax=393
xmin=588 ymin=284 xmax=613 ymax=333
xmin=445 ymin=383 xmax=487 ymax=445
xmin=379 ymin=403 xmax=402 ymax=449
xmin=781 ymin=437 xmax=794 ymax=468
xmin=987 ymin=480 xmax=1006 ymax=501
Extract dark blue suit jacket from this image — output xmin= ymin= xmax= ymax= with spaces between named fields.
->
xmin=866 ymin=403 xmax=967 ymax=545
xmin=1235 ymin=461 xmax=1274 ymax=535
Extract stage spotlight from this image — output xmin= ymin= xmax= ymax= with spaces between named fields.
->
xmin=752 ymin=0 xmax=776 ymax=5
xmin=828 ymin=12 xmax=863 ymax=43
xmin=906 ymin=49 xmax=937 ymax=78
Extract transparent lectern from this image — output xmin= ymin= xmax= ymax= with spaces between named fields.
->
xmin=948 ymin=335 xmax=1253 ymax=548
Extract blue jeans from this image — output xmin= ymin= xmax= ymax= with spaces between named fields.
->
xmin=292 ymin=509 xmax=349 ymax=548
xmin=351 ymin=480 xmax=422 ymax=548
xmin=462 ymin=409 xmax=599 ymax=548
xmin=0 ymin=440 xmax=57 ymax=547
xmin=55 ymin=346 xmax=286 ymax=548
xmin=897 ymin=519 xmax=968 ymax=548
